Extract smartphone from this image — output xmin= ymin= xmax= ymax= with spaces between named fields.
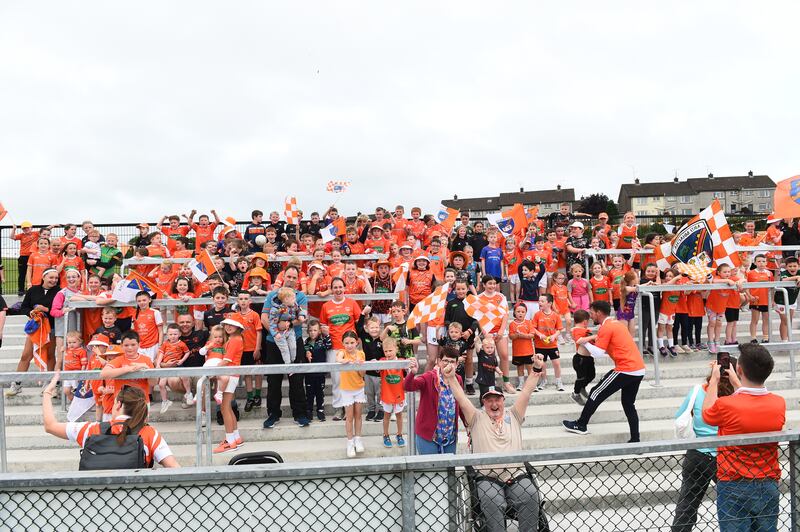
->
xmin=717 ymin=351 xmax=731 ymax=371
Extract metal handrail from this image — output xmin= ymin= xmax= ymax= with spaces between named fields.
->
xmin=122 ymin=253 xmax=388 ymax=266
xmin=637 ymin=281 xmax=798 ymax=293
xmin=66 ymin=292 xmax=398 ymax=308
xmin=0 ymin=430 xmax=797 ymax=485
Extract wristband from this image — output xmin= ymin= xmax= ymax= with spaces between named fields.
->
xmin=502 ymin=376 xmax=510 ymax=383
xmin=533 ymin=366 xmax=543 ymax=373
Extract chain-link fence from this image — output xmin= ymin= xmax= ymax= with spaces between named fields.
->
xmin=1 ymin=433 xmax=797 ymax=531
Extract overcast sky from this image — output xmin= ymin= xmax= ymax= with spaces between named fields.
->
xmin=1 ymin=2 xmax=798 ymax=224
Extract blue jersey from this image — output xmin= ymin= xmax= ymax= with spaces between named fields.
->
xmin=480 ymin=246 xmax=504 ymax=278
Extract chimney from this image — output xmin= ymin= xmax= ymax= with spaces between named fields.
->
xmin=635 ymin=178 xmax=640 ymax=185
xmin=453 ymin=194 xmax=458 ymax=200
xmin=708 ymin=173 xmax=714 ymax=179
xmin=556 ymin=184 xmax=562 ymax=190
xmin=519 ymin=187 xmax=524 ymax=193
xmin=748 ymin=170 xmax=754 ymax=177
xmin=673 ymin=176 xmax=678 ymax=183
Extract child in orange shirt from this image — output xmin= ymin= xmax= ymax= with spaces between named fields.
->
xmin=337 ymin=331 xmax=366 ymax=458
xmin=549 ymin=271 xmax=571 ymax=342
xmin=155 ymin=323 xmax=191 ymax=414
xmin=62 ymin=331 xmax=88 ymax=401
xmin=570 ymin=309 xmax=596 ymax=405
xmin=656 ymin=268 xmax=683 ymax=357
xmin=132 ymin=291 xmax=164 ymax=361
xmin=607 ymin=254 xmax=633 ymax=313
xmin=531 ymin=294 xmax=564 ymax=391
xmin=503 ymin=237 xmax=522 ymax=304
xmin=379 ymin=338 xmax=406 ymax=448
xmin=704 ymin=264 xmax=740 ymax=354
xmin=746 ymin=254 xmax=773 ymax=343
xmin=508 ymin=303 xmax=535 ymax=390
xmin=589 ymin=262 xmax=613 ymax=305
xmin=724 ymin=266 xmax=746 ymax=345
xmin=685 ymin=284 xmax=706 ymax=351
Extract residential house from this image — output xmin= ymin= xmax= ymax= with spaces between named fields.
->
xmin=442 ymin=186 xmax=577 ymax=217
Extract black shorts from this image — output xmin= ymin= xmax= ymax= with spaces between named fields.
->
xmin=537 ymin=347 xmax=560 ymax=361
xmin=750 ymin=305 xmax=769 ymax=313
xmin=241 ymin=350 xmax=255 ymax=366
xmin=512 ymin=355 xmax=533 ymax=366
xmin=613 ymin=299 xmax=621 ymax=312
xmin=725 ymin=308 xmax=740 ymax=322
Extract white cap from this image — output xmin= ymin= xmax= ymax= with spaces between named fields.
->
xmin=220 ymin=318 xmax=245 ymax=329
xmin=570 ymin=221 xmax=584 ymax=229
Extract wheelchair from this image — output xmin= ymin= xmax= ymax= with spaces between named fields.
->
xmin=228 ymin=450 xmax=284 ymax=466
xmin=464 ymin=462 xmax=549 ymax=532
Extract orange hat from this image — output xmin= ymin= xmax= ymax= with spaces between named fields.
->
xmin=251 ymin=252 xmax=269 ymax=263
xmin=249 ymin=267 xmax=269 ymax=280
xmin=87 ymin=334 xmax=110 ymax=347
xmin=102 ymin=345 xmax=123 ymax=357
xmin=449 ymin=251 xmax=468 ymax=265
xmin=137 ymin=223 xmax=149 ymax=229
xmin=223 ymin=216 xmax=237 ymax=227
xmin=370 ymin=224 xmax=383 ymax=232
xmin=220 ymin=226 xmax=236 ymax=237
xmin=374 ymin=259 xmax=391 ymax=268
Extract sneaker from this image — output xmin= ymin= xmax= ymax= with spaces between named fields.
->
xmin=354 ymin=437 xmax=365 ymax=453
xmin=708 ymin=343 xmax=718 ymax=354
xmin=295 ymin=417 xmax=310 ymax=427
xmin=213 ymin=391 xmax=223 ymax=405
xmin=316 ymin=409 xmax=326 ymax=422
xmin=332 ymin=409 xmax=345 ymax=421
xmin=396 ymin=435 xmax=406 ymax=447
xmin=253 ymin=396 xmax=262 ymax=407
xmin=182 ymin=392 xmax=194 ymax=409
xmin=643 ymin=347 xmax=653 ymax=356
xmin=5 ymin=383 xmax=22 ymax=397
xmin=383 ymin=435 xmax=392 ymax=448
xmin=762 ymin=338 xmax=770 ymax=344
xmin=658 ymin=347 xmax=669 ymax=357
xmin=263 ymin=415 xmax=280 ymax=429
xmin=536 ymin=382 xmax=546 ymax=392
xmin=750 ymin=339 xmax=759 ymax=344
xmin=697 ymin=343 xmax=708 ymax=350
xmin=346 ymin=440 xmax=356 ymax=458
xmin=667 ymin=346 xmax=678 ymax=358
xmin=555 ymin=380 xmax=565 ymax=392
xmin=562 ymin=420 xmax=589 ymax=435
xmin=160 ymin=400 xmax=173 ymax=414
xmin=366 ymin=411 xmax=376 ymax=422
xmin=570 ymin=392 xmax=586 ymax=406
xmin=681 ymin=345 xmax=692 ymax=353
xmin=213 ymin=440 xmax=238 ymax=454
xmin=672 ymin=345 xmax=685 ymax=354
xmin=244 ymin=398 xmax=255 ymax=412
xmin=235 ymin=437 xmax=244 ymax=447
xmin=374 ymin=411 xmax=384 ymax=422
xmin=516 ymin=383 xmax=523 ymax=391
xmin=465 ymin=383 xmax=476 ymax=396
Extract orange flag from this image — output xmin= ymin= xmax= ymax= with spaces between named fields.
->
xmin=773 ymin=176 xmax=800 ymax=219
xmin=434 ymin=206 xmax=459 ymax=234
xmin=26 ymin=311 xmax=52 ymax=371
xmin=0 ymin=203 xmax=7 ymax=222
xmin=501 ymin=203 xmax=529 ymax=239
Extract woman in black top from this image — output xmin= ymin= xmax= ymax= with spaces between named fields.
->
xmin=6 ymin=269 xmax=60 ymax=396
xmin=450 ymin=226 xmax=470 ymax=252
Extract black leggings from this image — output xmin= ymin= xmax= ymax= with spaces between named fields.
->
xmin=688 ymin=317 xmax=702 ymax=345
xmin=572 ymin=355 xmax=596 ymax=395
xmin=578 ymin=370 xmax=643 ymax=442
xmin=673 ymin=313 xmax=689 ymax=345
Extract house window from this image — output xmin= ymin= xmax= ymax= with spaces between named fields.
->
xmin=714 ymin=192 xmax=725 ymax=199
xmin=744 ymin=191 xmax=753 ymax=196
xmin=728 ymin=190 xmax=738 ymax=196
xmin=681 ymin=209 xmax=693 ymax=215
xmin=666 ymin=196 xmax=676 ymax=202
xmin=680 ymin=196 xmax=692 ymax=204
xmin=758 ymin=203 xmax=768 ymax=212
xmin=635 ymin=197 xmax=647 ymax=205
xmin=758 ymin=190 xmax=771 ymax=198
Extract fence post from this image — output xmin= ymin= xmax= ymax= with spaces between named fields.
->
xmin=401 ymin=469 xmax=416 ymax=532
xmin=636 ymin=292 xmax=644 ymax=358
xmin=0 ymin=390 xmax=6 ymax=473
xmin=205 ymin=379 xmax=212 ymax=466
xmin=646 ymin=292 xmax=662 ymax=387
xmin=195 ymin=376 xmax=207 ymax=466
xmin=408 ymin=391 xmax=416 ymax=456
xmin=447 ymin=467 xmax=459 ymax=532
xmin=776 ymin=287 xmax=797 ymax=383
xmin=790 ymin=439 xmax=800 ymax=532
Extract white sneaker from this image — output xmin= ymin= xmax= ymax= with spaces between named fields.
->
xmin=354 ymin=437 xmax=365 ymax=453
xmin=182 ymin=392 xmax=194 ymax=409
xmin=537 ymin=378 xmax=548 ymax=391
xmin=5 ymin=383 xmax=22 ymax=397
xmin=556 ymin=380 xmax=565 ymax=392
xmin=160 ymin=400 xmax=173 ymax=414
xmin=214 ymin=391 xmax=223 ymax=405
xmin=347 ymin=440 xmax=356 ymax=458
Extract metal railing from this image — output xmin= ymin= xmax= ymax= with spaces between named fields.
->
xmin=0 ymin=430 xmax=796 ymax=531
xmin=66 ymin=292 xmax=399 ymax=308
xmin=0 ymin=361 xmax=413 ymax=473
xmin=120 ymin=253 xmax=388 ymax=274
xmin=638 ymin=281 xmax=799 ymax=386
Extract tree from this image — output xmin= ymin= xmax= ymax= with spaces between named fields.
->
xmin=578 ymin=193 xmax=614 ymax=216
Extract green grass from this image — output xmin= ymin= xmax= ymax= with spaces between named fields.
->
xmin=1 ymin=257 xmax=20 ymax=295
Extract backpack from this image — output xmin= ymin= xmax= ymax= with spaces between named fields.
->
xmin=79 ymin=422 xmax=148 ymax=470
xmin=674 ymin=385 xmax=701 ymax=440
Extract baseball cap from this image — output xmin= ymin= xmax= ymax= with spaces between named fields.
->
xmin=570 ymin=221 xmax=585 ymax=229
xmin=20 ymin=221 xmax=32 ymax=228
xmin=481 ymin=386 xmax=504 ymax=399
xmin=220 ymin=318 xmax=245 ymax=329
xmin=137 ymin=223 xmax=149 ymax=229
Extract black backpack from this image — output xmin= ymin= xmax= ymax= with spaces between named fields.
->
xmin=78 ymin=422 xmax=148 ymax=471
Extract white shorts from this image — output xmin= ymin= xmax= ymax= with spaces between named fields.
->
xmin=381 ymin=400 xmax=406 ymax=414
xmin=223 ymin=376 xmax=239 ymax=394
xmin=340 ymin=388 xmax=366 ymax=407
xmin=520 ymin=301 xmax=539 ymax=320
xmin=705 ymin=309 xmax=723 ymax=321
xmin=138 ymin=345 xmax=158 ymax=362
xmin=775 ymin=302 xmax=797 ymax=315
xmin=203 ymin=358 xmax=223 ymax=367
xmin=427 ymin=326 xmax=444 ymax=345
xmin=508 ymin=273 xmax=520 ymax=285
xmin=657 ymin=313 xmax=674 ymax=325
xmin=63 ymin=379 xmax=78 ymax=389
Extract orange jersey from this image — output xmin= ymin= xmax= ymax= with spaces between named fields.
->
xmin=152 ymin=269 xmax=178 ymax=294
xmin=328 ymin=262 xmax=345 ymax=279
xmin=343 ymin=277 xmax=368 ymax=295
xmin=660 ymin=289 xmax=681 ymax=316
xmin=319 ymin=298 xmax=361 ymax=349
xmin=365 ymin=237 xmax=391 ymax=254
xmin=594 ymin=318 xmax=645 ymax=373
xmin=509 ymin=319 xmax=534 ymax=357
xmin=686 ymin=292 xmax=705 ymax=318
xmin=380 ymin=365 xmax=406 ymax=404
xmin=616 ymin=224 xmax=638 ymax=250
xmin=145 ymin=244 xmax=169 ymax=258
xmin=63 ymin=347 xmax=88 ymax=371
xmin=339 ymin=349 xmax=366 ymax=390
xmin=746 ymin=269 xmax=773 ymax=305
xmin=504 ymin=249 xmax=522 ymax=276
xmin=554 ymin=237 xmax=567 ymax=268
xmin=61 ymin=236 xmax=83 ymax=251
xmin=224 ymin=335 xmax=244 ymax=366
xmin=228 ymin=309 xmax=262 ymax=351
xmin=532 ymin=311 xmax=562 ymax=349
xmin=706 ymin=277 xmax=738 ymax=314
xmin=190 ymin=222 xmax=218 ymax=251
xmin=14 ymin=230 xmax=40 ymax=256
xmin=607 ymin=265 xmax=631 ymax=300
xmin=106 ymin=354 xmax=154 ymax=401
xmin=133 ymin=308 xmax=163 ymax=348
xmin=160 ymin=225 xmax=191 ymax=252
xmin=59 ymin=256 xmax=85 ymax=287
xmin=549 ymin=284 xmax=569 ymax=315
xmin=571 ymin=326 xmax=591 ymax=343
xmin=158 ymin=340 xmax=189 ymax=366
xmin=27 ymin=250 xmax=55 ymax=286
xmin=407 ymin=269 xmax=434 ymax=305
xmin=589 ymin=275 xmax=612 ymax=302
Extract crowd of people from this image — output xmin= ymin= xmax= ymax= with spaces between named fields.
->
xmin=0 ymin=201 xmax=792 ymax=530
